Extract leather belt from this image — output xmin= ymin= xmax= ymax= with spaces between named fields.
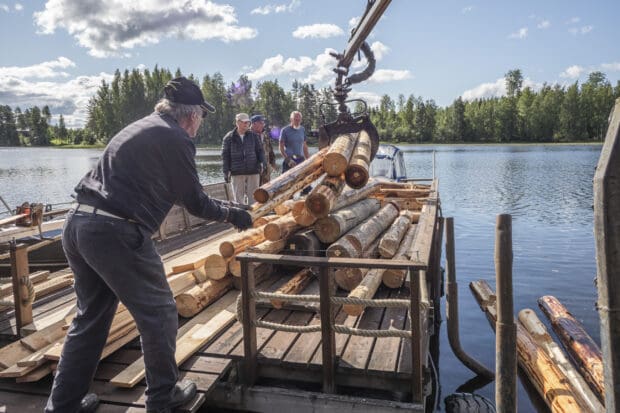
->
xmin=72 ymin=203 xmax=136 ymax=223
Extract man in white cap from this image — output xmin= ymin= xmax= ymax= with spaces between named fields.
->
xmin=222 ymin=113 xmax=266 ymax=204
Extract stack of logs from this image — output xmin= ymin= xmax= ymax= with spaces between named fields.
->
xmin=0 ymin=130 xmax=434 ymax=385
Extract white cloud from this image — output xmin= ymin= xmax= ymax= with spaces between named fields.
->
xmin=348 ymin=16 xmax=359 ymax=29
xmin=370 ymin=41 xmax=389 ymax=61
xmin=0 ymin=57 xmax=76 ymax=79
xmin=567 ymin=17 xmax=580 ymax=24
xmin=34 ymin=0 xmax=257 ymax=58
xmin=560 ymin=65 xmax=586 ymax=79
xmin=601 ymin=62 xmax=620 ymax=72
xmin=462 ymin=6 xmax=474 ymax=14
xmin=246 ymin=54 xmax=317 ymax=81
xmin=462 ymin=77 xmax=541 ymax=101
xmin=537 ymin=20 xmax=550 ymax=29
xmin=292 ymin=23 xmax=344 ymax=39
xmin=0 ymin=4 xmax=9 ymax=12
xmin=509 ymin=27 xmax=528 ymax=39
xmin=250 ymin=0 xmax=300 ymax=15
xmin=0 ymin=70 xmax=113 ymax=127
xmin=569 ymin=25 xmax=593 ymax=35
xmin=348 ymin=91 xmax=382 ymax=108
xmin=369 ymin=69 xmax=412 ymax=83
xmin=14 ymin=3 xmax=22 ymax=11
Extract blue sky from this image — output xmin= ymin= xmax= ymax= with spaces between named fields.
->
xmin=0 ymin=0 xmax=618 ymax=127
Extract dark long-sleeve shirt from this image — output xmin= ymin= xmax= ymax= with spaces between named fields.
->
xmin=221 ymin=129 xmax=265 ymax=176
xmin=75 ymin=112 xmax=227 ymax=234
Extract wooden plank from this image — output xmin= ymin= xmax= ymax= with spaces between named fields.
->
xmin=318 ymin=265 xmax=336 ymax=393
xmin=0 ymin=271 xmax=50 ymax=298
xmin=236 ymin=253 xmax=426 ymax=271
xmin=10 ymin=243 xmax=32 ymax=329
xmin=311 ymin=307 xmax=359 ymax=365
xmin=20 ymin=299 xmax=76 ymax=336
xmin=0 ymin=218 xmax=64 ymax=244
xmin=229 ymin=309 xmax=290 ymax=358
xmin=283 ymin=313 xmax=322 ymax=366
xmin=110 ymin=309 xmax=236 ymax=387
xmin=367 ymin=288 xmax=408 ymax=373
xmin=260 ymin=310 xmax=315 ymax=362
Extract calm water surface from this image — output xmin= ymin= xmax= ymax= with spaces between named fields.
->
xmin=0 ymin=144 xmax=602 ymax=412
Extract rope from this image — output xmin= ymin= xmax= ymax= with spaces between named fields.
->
xmin=0 ymin=276 xmax=35 ymax=307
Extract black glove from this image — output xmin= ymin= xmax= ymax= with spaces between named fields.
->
xmin=284 ymin=157 xmax=296 ymax=168
xmin=227 ymin=207 xmax=253 ymax=231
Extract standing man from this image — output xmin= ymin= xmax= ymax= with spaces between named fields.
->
xmin=279 ymin=110 xmax=310 ymax=173
xmin=222 ymin=113 xmax=266 ymax=204
xmin=250 ymin=114 xmax=277 ymax=185
xmin=46 ymin=77 xmax=252 ymax=413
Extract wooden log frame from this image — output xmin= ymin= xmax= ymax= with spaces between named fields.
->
xmin=253 ymin=147 xmax=328 ymax=203
xmin=334 ymin=236 xmax=380 ymax=291
xmin=326 ymin=202 xmax=399 ymax=258
xmin=344 ymin=130 xmax=372 ymax=189
xmin=470 ymin=280 xmax=588 ymax=412
xmin=270 ymin=268 xmax=315 ymax=309
xmin=314 ymin=198 xmax=381 ymax=244
xmin=538 ymin=295 xmax=605 ymax=402
xmin=305 ymin=174 xmax=346 ymax=219
xmin=291 ymin=200 xmax=317 ymax=227
xmin=175 ymin=277 xmax=234 ymax=318
xmin=518 ymin=309 xmax=605 ymax=412
xmin=381 ymin=224 xmax=418 ymax=288
xmin=378 ymin=211 xmax=415 ymax=258
xmin=378 ymin=188 xmax=431 ymax=198
xmin=323 ymin=133 xmax=358 ymax=177
xmin=263 ymin=215 xmax=300 ymax=242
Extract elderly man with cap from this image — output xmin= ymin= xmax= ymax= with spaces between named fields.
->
xmin=250 ymin=114 xmax=277 ymax=185
xmin=45 ymin=77 xmax=253 ymax=413
xmin=222 ymin=113 xmax=266 ymax=204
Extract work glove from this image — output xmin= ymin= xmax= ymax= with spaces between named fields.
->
xmin=224 ymin=172 xmax=231 ymax=183
xmin=285 ymin=157 xmax=297 ymax=168
xmin=227 ymin=207 xmax=253 ymax=231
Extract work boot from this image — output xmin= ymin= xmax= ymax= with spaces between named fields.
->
xmin=146 ymin=380 xmax=197 ymax=413
xmin=78 ymin=393 xmax=99 ymax=413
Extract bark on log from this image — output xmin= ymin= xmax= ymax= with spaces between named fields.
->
xmin=246 ymin=238 xmax=288 ymax=254
xmin=343 ymin=268 xmax=385 ymax=316
xmin=331 ymin=179 xmax=383 ymax=211
xmin=232 ymin=263 xmax=273 ymax=289
xmin=274 ymin=199 xmax=296 ymax=216
xmin=345 ymin=130 xmax=372 ymax=189
xmin=287 ymin=230 xmax=322 ymax=257
xmin=470 ymin=280 xmax=588 ymax=412
xmin=323 ymin=133 xmax=358 ymax=177
xmin=335 ymin=237 xmax=380 ymax=291
xmin=519 ymin=309 xmax=605 ymax=412
xmin=271 ymin=268 xmax=315 ymax=309
xmin=219 ymin=226 xmax=267 ymax=258
xmin=253 ymin=147 xmax=328 ymax=203
xmin=203 ymin=254 xmax=229 ymax=280
xmin=326 ymin=202 xmax=399 ymax=258
xmin=264 ymin=215 xmax=300 ymax=241
xmin=228 ymin=255 xmax=273 ymax=278
xmin=175 ymin=277 xmax=234 ymax=318
xmin=538 ymin=295 xmax=604 ymax=402
xmin=379 ymin=211 xmax=415 ymax=258
xmin=253 ymin=214 xmax=280 ymax=228
xmin=291 ymin=200 xmax=317 ymax=227
xmin=305 ymin=174 xmax=346 ymax=218
xmin=314 ymin=198 xmax=381 ymax=244
xmin=382 ymin=224 xmax=418 ymax=288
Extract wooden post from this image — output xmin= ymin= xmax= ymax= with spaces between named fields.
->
xmin=593 ymin=97 xmax=620 ymax=413
xmin=410 ymin=267 xmax=423 ymax=403
xmin=241 ymin=259 xmax=257 ymax=386
xmin=319 ymin=265 xmax=336 ymax=393
xmin=10 ymin=242 xmax=33 ymax=332
xmin=495 ymin=214 xmax=517 ymax=413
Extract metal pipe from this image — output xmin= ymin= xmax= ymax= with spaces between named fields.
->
xmin=495 ymin=214 xmax=517 ymax=413
xmin=444 ymin=217 xmax=494 ymax=379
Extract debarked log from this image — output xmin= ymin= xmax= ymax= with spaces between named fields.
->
xmin=538 ymin=295 xmax=604 ymax=402
xmin=203 ymin=253 xmax=229 ymax=280
xmin=382 ymin=224 xmax=418 ymax=288
xmin=334 ymin=236 xmax=380 ymax=291
xmin=219 ymin=226 xmax=267 ymax=258
xmin=264 ymin=215 xmax=301 ymax=241
xmin=314 ymin=198 xmax=381 ymax=244
xmin=271 ymin=268 xmax=315 ymax=309
xmin=343 ymin=268 xmax=386 ymax=316
xmin=344 ymin=130 xmax=372 ymax=189
xmin=175 ymin=277 xmax=234 ymax=318
xmin=305 ymin=173 xmax=346 ymax=219
xmin=253 ymin=147 xmax=328 ymax=203
xmin=291 ymin=200 xmax=317 ymax=227
xmin=379 ymin=211 xmax=415 ymax=258
xmin=323 ymin=133 xmax=359 ymax=177
xmin=326 ymin=202 xmax=399 ymax=258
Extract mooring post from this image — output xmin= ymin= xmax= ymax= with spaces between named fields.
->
xmin=495 ymin=214 xmax=517 ymax=413
xmin=593 ymin=97 xmax=620 ymax=412
xmin=10 ymin=241 xmax=33 ymax=333
xmin=445 ymin=217 xmax=494 ymax=379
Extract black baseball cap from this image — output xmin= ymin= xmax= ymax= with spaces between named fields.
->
xmin=251 ymin=114 xmax=266 ymax=123
xmin=164 ymin=77 xmax=216 ymax=116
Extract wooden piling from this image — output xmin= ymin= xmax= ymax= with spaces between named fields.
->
xmin=10 ymin=243 xmax=33 ymax=332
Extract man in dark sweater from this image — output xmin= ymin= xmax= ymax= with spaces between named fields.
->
xmin=45 ymin=77 xmax=252 ymax=413
xmin=221 ymin=113 xmax=266 ymax=204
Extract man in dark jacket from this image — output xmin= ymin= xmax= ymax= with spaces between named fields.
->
xmin=45 ymin=77 xmax=252 ymax=413
xmin=250 ymin=114 xmax=277 ymax=185
xmin=222 ymin=113 xmax=266 ymax=204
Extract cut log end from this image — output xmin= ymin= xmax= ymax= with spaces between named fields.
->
xmin=345 ymin=165 xmax=369 ymax=189
xmin=306 ymin=194 xmax=330 ymax=218
xmin=382 ymin=269 xmax=405 ymax=289
xmin=219 ymin=242 xmax=235 ymax=259
xmin=323 ymin=154 xmax=349 ymax=177
xmin=253 ymin=188 xmax=269 ymax=204
xmin=204 ymin=254 xmax=229 ymax=280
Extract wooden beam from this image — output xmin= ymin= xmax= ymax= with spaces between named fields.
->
xmin=10 ymin=243 xmax=32 ymax=331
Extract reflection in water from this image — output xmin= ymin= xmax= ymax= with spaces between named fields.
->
xmin=0 ymin=144 xmax=602 ymax=412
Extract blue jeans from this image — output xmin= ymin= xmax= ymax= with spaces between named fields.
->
xmin=45 ymin=210 xmax=178 ymax=412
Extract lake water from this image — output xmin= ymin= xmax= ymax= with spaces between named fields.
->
xmin=0 ymin=144 xmax=603 ymax=411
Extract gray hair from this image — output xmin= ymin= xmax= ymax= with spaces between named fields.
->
xmin=290 ymin=110 xmax=302 ymax=120
xmin=154 ymin=99 xmax=202 ymax=122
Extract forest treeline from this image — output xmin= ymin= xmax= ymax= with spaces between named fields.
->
xmin=0 ymin=66 xmax=619 ymax=147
